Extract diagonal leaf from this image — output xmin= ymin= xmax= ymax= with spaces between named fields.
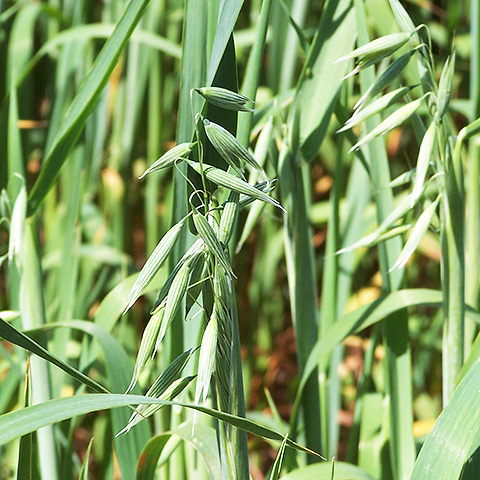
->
xmin=0 ymin=317 xmax=108 ymax=394
xmin=0 ymin=394 xmax=325 ymax=460
xmin=294 ymin=0 xmax=356 ymax=162
xmin=295 ymin=290 xmax=480 ymax=416
xmin=27 ymin=0 xmax=152 ymax=214
xmin=206 ymin=0 xmax=246 ymax=85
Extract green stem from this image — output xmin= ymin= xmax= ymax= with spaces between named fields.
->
xmin=279 ymin=140 xmax=322 ymax=458
xmin=354 ymin=2 xmax=414 ymax=478
xmin=442 ymin=136 xmax=465 ymax=402
xmin=465 ymin=0 xmax=480 ymax=351
xmin=21 ymin=219 xmax=58 ymax=480
xmin=237 ymin=0 xmax=273 ymax=146
xmin=318 ymin=122 xmax=343 ymax=458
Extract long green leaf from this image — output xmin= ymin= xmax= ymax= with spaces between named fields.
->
xmin=0 ymin=394 xmax=324 ymax=460
xmin=297 ymin=290 xmax=480 ymax=414
xmin=27 ymin=0 xmax=152 ymax=214
xmin=0 ymin=317 xmax=109 ymax=394
xmin=294 ymin=0 xmax=356 ymax=162
xmin=206 ymin=0 xmax=246 ymax=85
xmin=52 ymin=320 xmax=150 ymax=479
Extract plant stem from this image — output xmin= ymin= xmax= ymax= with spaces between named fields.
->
xmin=21 ymin=218 xmax=58 ymax=480
xmin=442 ymin=134 xmax=465 ymax=402
xmin=465 ymin=0 xmax=480 ymax=353
xmin=279 ymin=139 xmax=322 ymax=458
xmin=354 ymin=2 xmax=415 ymax=478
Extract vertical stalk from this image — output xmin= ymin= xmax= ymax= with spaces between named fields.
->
xmin=7 ymin=81 xmax=23 ymax=310
xmin=168 ymin=9 xmax=207 ymax=471
xmin=207 ymin=35 xmax=249 ymax=479
xmin=318 ymin=131 xmax=342 ymax=458
xmin=50 ymin=151 xmax=83 ymax=396
xmin=465 ymin=0 xmax=480 ymax=351
xmin=237 ymin=0 xmax=273 ymax=146
xmin=279 ymin=0 xmax=309 ymax=92
xmin=174 ymin=5 xmax=252 ymax=476
xmin=442 ymin=135 xmax=465 ymax=401
xmin=354 ymin=1 xmax=414 ymax=478
xmin=278 ymin=118 xmax=322 ymax=458
xmin=20 ymin=218 xmax=58 ymax=480
xmin=223 ymin=279 xmax=250 ymax=479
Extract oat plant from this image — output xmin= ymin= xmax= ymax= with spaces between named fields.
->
xmin=2 ymin=1 xmax=480 ymax=479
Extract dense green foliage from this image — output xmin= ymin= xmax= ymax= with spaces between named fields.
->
xmin=0 ymin=0 xmax=479 ymax=479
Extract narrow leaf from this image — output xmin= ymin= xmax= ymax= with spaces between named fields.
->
xmin=267 ymin=434 xmax=289 ymax=480
xmin=136 ymin=423 xmax=221 ymax=480
xmin=28 ymin=0 xmax=152 ymax=214
xmin=336 ymin=193 xmax=415 ymax=254
xmin=411 ymin=358 xmax=480 ymax=479
xmin=0 ymin=394 xmax=324 ymax=459
xmin=119 ymin=376 xmax=195 ymax=435
xmin=0 ymin=317 xmax=109 ymax=394
xmin=389 ymin=197 xmax=440 ymax=272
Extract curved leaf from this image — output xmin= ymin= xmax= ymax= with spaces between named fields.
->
xmin=0 ymin=394 xmax=324 ymax=460
xmin=296 ymin=290 xmax=480 ymax=411
xmin=281 ymin=461 xmax=375 ymax=480
xmin=136 ymin=422 xmax=221 ymax=480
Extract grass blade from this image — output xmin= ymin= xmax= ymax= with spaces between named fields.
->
xmin=294 ymin=0 xmax=356 ymax=161
xmin=0 ymin=394 xmax=325 ymax=460
xmin=0 ymin=317 xmax=109 ymax=394
xmin=27 ymin=0 xmax=153 ymax=214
